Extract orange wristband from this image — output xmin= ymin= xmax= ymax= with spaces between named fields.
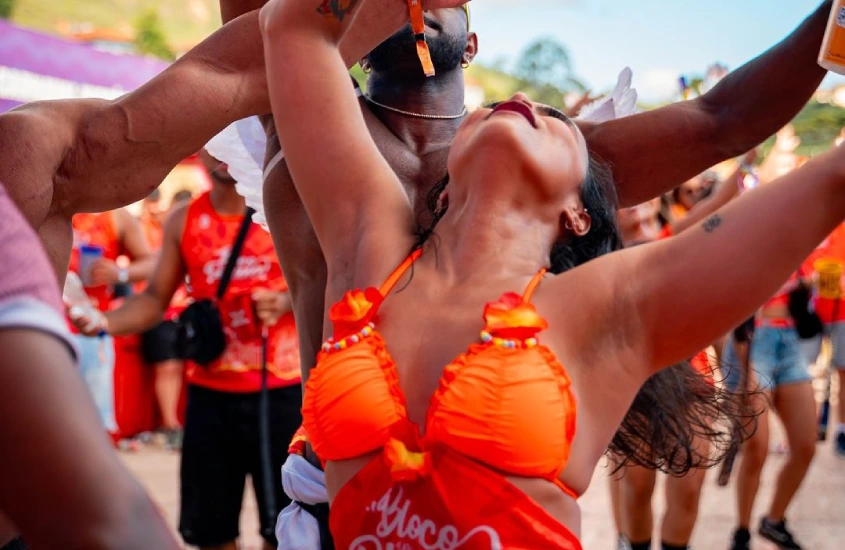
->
xmin=407 ymin=0 xmax=435 ymax=77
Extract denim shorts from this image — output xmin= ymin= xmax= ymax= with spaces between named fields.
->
xmin=73 ymin=333 xmax=116 ymax=432
xmin=722 ymin=326 xmax=811 ymax=392
xmin=798 ymin=321 xmax=845 ymax=369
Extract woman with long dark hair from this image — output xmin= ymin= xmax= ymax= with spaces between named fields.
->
xmin=610 ymin=160 xmax=754 ymax=550
xmin=260 ymin=0 xmax=845 ymax=546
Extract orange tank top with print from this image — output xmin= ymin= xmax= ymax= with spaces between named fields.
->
xmin=141 ymin=211 xmax=164 ymax=252
xmin=303 ymin=250 xmax=582 ymax=549
xmin=759 ymin=259 xmax=816 ymax=328
xmin=69 ymin=212 xmax=121 ymax=313
xmin=180 ymin=193 xmax=300 ymax=392
xmin=139 ymin=211 xmax=189 ymax=320
xmin=810 ymin=222 xmax=845 ymax=324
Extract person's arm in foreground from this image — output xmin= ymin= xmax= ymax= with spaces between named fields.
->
xmin=0 ymin=330 xmax=178 ymax=549
xmin=581 ymin=1 xmax=831 ymax=207
xmin=555 ymin=144 xmax=845 ymax=378
xmin=0 ymin=11 xmax=268 ymax=220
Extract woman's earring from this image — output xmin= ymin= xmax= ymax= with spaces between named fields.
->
xmin=565 ymin=221 xmax=574 ymax=231
xmin=461 ymin=60 xmax=470 ymax=69
xmin=362 ymin=65 xmax=372 ymax=74
xmin=435 ymin=194 xmax=449 ymax=217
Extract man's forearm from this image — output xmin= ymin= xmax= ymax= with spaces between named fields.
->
xmin=598 ymin=2 xmax=832 ymax=207
xmin=115 ymin=10 xmax=269 ymax=155
xmin=700 ymin=1 xmax=830 ymax=157
xmin=105 ymin=292 xmax=168 ymax=336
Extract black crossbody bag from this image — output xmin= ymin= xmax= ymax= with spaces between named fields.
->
xmin=175 ymin=207 xmax=255 ymax=365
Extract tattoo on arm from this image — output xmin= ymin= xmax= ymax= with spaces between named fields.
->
xmin=316 ymin=0 xmax=360 ymax=21
xmin=702 ymin=214 xmax=722 ymax=233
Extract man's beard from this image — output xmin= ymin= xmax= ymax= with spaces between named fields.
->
xmin=365 ymin=23 xmax=466 ymax=79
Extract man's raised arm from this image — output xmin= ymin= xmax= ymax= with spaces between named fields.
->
xmin=583 ymin=1 xmax=831 ymax=207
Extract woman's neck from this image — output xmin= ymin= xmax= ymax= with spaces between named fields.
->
xmin=427 ymin=196 xmax=556 ymax=286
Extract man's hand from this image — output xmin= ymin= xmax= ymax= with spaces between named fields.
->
xmin=88 ymin=258 xmax=124 ymax=286
xmin=67 ymin=304 xmax=108 ymax=337
xmin=252 ymin=288 xmax=291 ymax=328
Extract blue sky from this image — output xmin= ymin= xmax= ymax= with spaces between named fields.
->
xmin=468 ymin=0 xmax=843 ymax=102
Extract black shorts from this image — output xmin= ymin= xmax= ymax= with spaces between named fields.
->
xmin=140 ymin=320 xmax=180 ymax=364
xmin=179 ymin=384 xmax=303 ymax=547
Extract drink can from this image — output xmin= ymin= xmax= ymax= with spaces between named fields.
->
xmin=819 ymin=0 xmax=845 ymax=75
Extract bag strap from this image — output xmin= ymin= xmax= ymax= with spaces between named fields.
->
xmin=216 ymin=207 xmax=256 ymax=300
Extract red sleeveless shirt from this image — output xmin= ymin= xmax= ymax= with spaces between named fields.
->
xmin=180 ymin=192 xmax=300 ymax=392
xmin=69 ymin=212 xmax=121 ymax=313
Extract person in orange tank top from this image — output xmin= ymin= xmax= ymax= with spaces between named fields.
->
xmin=800 ymin=218 xmax=845 ymax=458
xmin=68 ymin=208 xmax=155 ymax=436
xmin=137 ymin=188 xmax=190 ymax=449
xmin=72 ymin=150 xmax=301 ymax=550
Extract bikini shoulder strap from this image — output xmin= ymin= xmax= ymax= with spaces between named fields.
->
xmin=378 ymin=248 xmax=423 ymax=297
xmin=521 ymin=268 xmax=548 ymax=303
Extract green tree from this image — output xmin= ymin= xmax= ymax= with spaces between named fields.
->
xmin=0 ymin=0 xmax=15 ymax=20
xmin=133 ymin=9 xmax=175 ymax=61
xmin=514 ymin=37 xmax=584 ymax=93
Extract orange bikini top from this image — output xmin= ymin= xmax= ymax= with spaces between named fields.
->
xmin=302 ymin=249 xmax=579 ymax=497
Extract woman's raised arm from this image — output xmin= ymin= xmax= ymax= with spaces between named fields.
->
xmin=553 ymin=146 xmax=845 ymax=378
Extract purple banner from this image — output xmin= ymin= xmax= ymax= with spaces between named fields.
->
xmin=0 ymin=20 xmax=169 ymax=111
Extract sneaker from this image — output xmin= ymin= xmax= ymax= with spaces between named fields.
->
xmin=759 ymin=518 xmax=802 ymax=549
xmin=729 ymin=528 xmax=750 ymax=550
xmin=836 ymin=432 xmax=845 ymax=458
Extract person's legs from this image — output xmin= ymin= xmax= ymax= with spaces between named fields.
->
xmin=837 ymin=367 xmax=845 ymax=455
xmin=608 ymin=470 xmax=624 ymax=540
xmin=620 ymin=464 xmax=657 ymax=548
xmin=140 ymin=322 xmax=183 ymax=433
xmin=660 ymin=436 xmax=710 ymax=548
xmin=829 ymin=322 xmax=845 ymax=454
xmin=179 ymin=386 xmax=245 ymax=550
xmin=734 ymin=326 xmax=780 ymax=527
xmin=73 ymin=334 xmax=117 ymax=433
xmin=246 ymin=385 xmax=303 ymax=550
xmin=730 ymin=391 xmax=769 ymax=549
xmin=755 ymin=328 xmax=814 ymax=549
xmin=767 ymin=382 xmax=816 ymax=522
xmin=153 ymin=360 xmax=183 ymax=430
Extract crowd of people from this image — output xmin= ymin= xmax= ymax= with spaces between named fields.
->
xmin=0 ymin=1 xmax=844 ymax=550
xmin=612 ymin=130 xmax=845 ymax=550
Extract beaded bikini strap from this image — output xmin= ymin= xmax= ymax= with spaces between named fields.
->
xmin=378 ymin=248 xmax=423 ymax=297
xmin=522 ymin=268 xmax=548 ymax=303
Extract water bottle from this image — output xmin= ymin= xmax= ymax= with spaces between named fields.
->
xmin=63 ymin=271 xmax=105 ymax=335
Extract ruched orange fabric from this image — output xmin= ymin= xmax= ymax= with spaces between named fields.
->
xmin=302 ymin=249 xmax=578 ymax=498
